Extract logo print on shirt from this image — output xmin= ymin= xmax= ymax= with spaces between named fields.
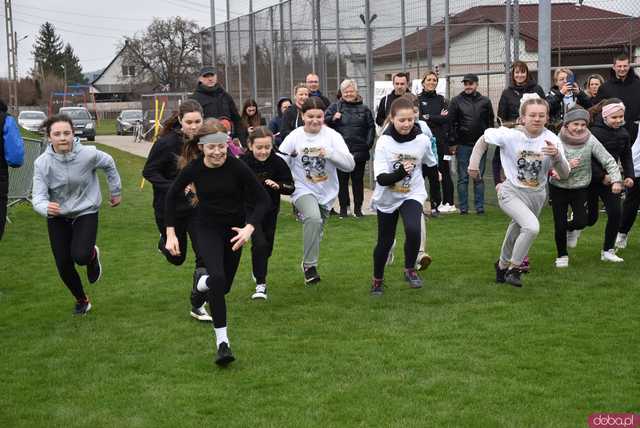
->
xmin=301 ymin=147 xmax=328 ymax=183
xmin=516 ymin=150 xmax=543 ymax=187
xmin=391 ymin=153 xmax=417 ymax=193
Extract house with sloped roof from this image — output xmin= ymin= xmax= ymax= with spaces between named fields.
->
xmin=347 ymin=2 xmax=640 ymax=100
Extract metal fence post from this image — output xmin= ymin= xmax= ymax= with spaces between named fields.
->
xmin=335 ymin=0 xmax=341 ymax=86
xmin=225 ymin=0 xmax=231 ymax=88
xmin=364 ymin=0 xmax=374 ymax=109
xmin=210 ymin=0 xmax=217 ymax=66
xmin=238 ymin=19 xmax=243 ymax=106
xmin=401 ymin=0 xmax=406 ymax=73
xmin=538 ymin=0 xmax=552 ymax=92
xmin=427 ymin=0 xmax=432 ymax=70
xmin=317 ymin=0 xmax=326 ymax=92
xmin=444 ymin=0 xmax=450 ymax=99
xmin=505 ymin=0 xmax=512 ymax=85
xmin=288 ymin=0 xmax=294 ymax=89
xmin=311 ymin=1 xmax=317 ymax=73
xmin=513 ymin=0 xmax=520 ymax=62
xmin=250 ymin=0 xmax=258 ymax=101
xmin=270 ymin=6 xmax=277 ymax=117
xmin=279 ymin=1 xmax=286 ymax=94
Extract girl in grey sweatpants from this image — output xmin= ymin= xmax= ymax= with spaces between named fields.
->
xmin=468 ymin=97 xmax=570 ymax=287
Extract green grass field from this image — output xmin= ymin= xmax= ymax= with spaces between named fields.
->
xmin=96 ymin=119 xmax=117 ymax=136
xmin=1 ymin=145 xmax=637 ymax=427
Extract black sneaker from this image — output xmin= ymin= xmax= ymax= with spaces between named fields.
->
xmin=504 ymin=268 xmax=523 ymax=288
xmin=476 ymin=209 xmax=485 ymax=215
xmin=191 ymin=267 xmax=208 ymax=308
xmin=215 ymin=342 xmax=235 ymax=366
xmin=370 ymin=279 xmax=384 ymax=296
xmin=303 ymin=265 xmax=321 ymax=285
xmin=353 ymin=209 xmax=364 ymax=218
xmin=329 ymin=208 xmax=338 ymax=217
xmin=459 ymin=210 xmax=469 ymax=215
xmin=87 ymin=246 xmax=102 ymax=284
xmin=403 ymin=269 xmax=423 ymax=288
xmin=339 ymin=208 xmax=349 ymax=218
xmin=494 ymin=261 xmax=507 ymax=283
xmin=73 ymin=298 xmax=92 ymax=316
xmin=190 ymin=305 xmax=212 ymax=322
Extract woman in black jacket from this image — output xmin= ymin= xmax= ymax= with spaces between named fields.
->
xmin=280 ymin=84 xmax=309 ymax=142
xmin=325 ymin=79 xmax=375 ymax=217
xmin=494 ymin=61 xmax=546 ymax=186
xmin=546 ymin=67 xmax=593 ymax=132
xmin=268 ymin=97 xmax=292 ymax=147
xmin=142 ymin=100 xmax=211 ymax=322
xmin=418 ymin=70 xmax=454 ymax=213
xmin=581 ymin=99 xmax=635 ymax=262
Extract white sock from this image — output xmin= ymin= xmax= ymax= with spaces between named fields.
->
xmin=196 ymin=275 xmax=210 ymax=292
xmin=214 ymin=327 xmax=229 ymax=347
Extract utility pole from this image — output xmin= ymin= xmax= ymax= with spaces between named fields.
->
xmin=4 ymin=0 xmax=18 ymax=113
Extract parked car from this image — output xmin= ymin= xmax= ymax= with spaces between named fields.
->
xmin=116 ymin=109 xmax=143 ymax=135
xmin=17 ymin=110 xmax=46 ymax=132
xmin=58 ymin=107 xmax=96 ymax=141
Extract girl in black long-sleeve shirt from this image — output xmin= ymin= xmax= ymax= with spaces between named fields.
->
xmin=142 ymin=100 xmax=211 ymax=321
xmin=583 ymin=99 xmax=635 ymax=261
xmin=165 ymin=128 xmax=270 ymax=366
xmin=240 ymin=127 xmax=294 ymax=300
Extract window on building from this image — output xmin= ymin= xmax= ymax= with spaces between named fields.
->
xmin=122 ymin=65 xmax=136 ymax=77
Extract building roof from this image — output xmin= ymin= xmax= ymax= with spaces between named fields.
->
xmin=373 ymin=2 xmax=639 ymax=60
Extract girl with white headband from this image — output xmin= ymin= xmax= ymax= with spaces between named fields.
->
xmin=165 ymin=126 xmax=270 ymax=367
xmin=549 ymin=107 xmax=621 ymax=268
xmin=579 ymin=99 xmax=635 ymax=262
xmin=468 ymin=96 xmax=570 ymax=287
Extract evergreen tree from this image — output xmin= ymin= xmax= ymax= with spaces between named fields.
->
xmin=31 ymin=22 xmax=64 ymax=78
xmin=61 ymin=43 xmax=86 ymax=84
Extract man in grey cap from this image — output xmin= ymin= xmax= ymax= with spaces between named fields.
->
xmin=191 ymin=66 xmax=241 ymax=137
xmin=447 ymin=73 xmax=495 ymax=214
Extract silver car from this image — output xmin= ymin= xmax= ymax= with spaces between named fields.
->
xmin=116 ymin=109 xmax=143 ymax=135
xmin=17 ymin=110 xmax=46 ymax=132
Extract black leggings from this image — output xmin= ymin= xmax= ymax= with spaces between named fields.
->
xmin=587 ymin=182 xmax=622 ymax=251
xmin=373 ymin=199 xmax=422 ymax=279
xmin=549 ymin=185 xmax=588 ymax=257
xmin=196 ymin=221 xmax=243 ymax=328
xmin=338 ymin=160 xmax=366 ymax=211
xmin=620 ymin=179 xmax=640 ymax=234
xmin=47 ymin=213 xmax=98 ymax=301
xmin=251 ymin=210 xmax=278 ymax=284
xmin=422 ymin=165 xmax=441 ymax=209
xmin=438 ymin=154 xmax=454 ymax=206
xmin=154 ymin=213 xmax=204 ymax=268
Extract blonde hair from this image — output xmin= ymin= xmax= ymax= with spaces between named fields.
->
xmin=553 ymin=67 xmax=573 ymax=83
xmin=293 ymin=83 xmax=309 ymax=96
xmin=519 ymin=97 xmax=549 ymax=118
xmin=339 ymin=79 xmax=358 ymax=93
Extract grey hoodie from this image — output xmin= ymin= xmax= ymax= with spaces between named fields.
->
xmin=32 ymin=138 xmax=121 ymax=218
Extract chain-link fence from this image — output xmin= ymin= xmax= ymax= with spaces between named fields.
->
xmin=8 ymin=138 xmax=45 ymax=207
xmin=202 ymin=0 xmax=640 ymax=121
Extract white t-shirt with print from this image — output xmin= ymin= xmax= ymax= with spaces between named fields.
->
xmin=484 ymin=127 xmax=568 ymax=190
xmin=279 ymin=125 xmax=355 ymax=209
xmin=371 ymin=133 xmax=437 ymax=213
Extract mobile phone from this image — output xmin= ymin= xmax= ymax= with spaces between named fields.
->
xmin=566 ymin=75 xmax=575 ymax=86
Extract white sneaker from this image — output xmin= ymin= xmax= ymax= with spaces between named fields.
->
xmin=251 ymin=284 xmax=268 ymax=300
xmin=190 ymin=304 xmax=212 ymax=322
xmin=386 ymin=239 xmax=396 ymax=266
xmin=566 ymin=230 xmax=581 ymax=248
xmin=554 ymin=256 xmax=569 ymax=268
xmin=439 ymin=203 xmax=457 ymax=213
xmin=601 ymin=249 xmax=624 ymax=263
xmin=615 ymin=233 xmax=628 ymax=249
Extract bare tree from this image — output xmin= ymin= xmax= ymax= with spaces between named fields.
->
xmin=119 ymin=17 xmax=202 ymax=91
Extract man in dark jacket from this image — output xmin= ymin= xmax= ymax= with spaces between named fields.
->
xmin=190 ymin=66 xmax=241 ymax=137
xmin=375 ymin=72 xmax=409 ymax=127
xmin=306 ymin=73 xmax=331 ymax=109
xmin=324 ymin=79 xmax=375 ymax=217
xmin=595 ymin=54 xmax=640 ymax=143
xmin=268 ymin=97 xmax=292 ymax=147
xmin=0 ymin=99 xmax=25 ymax=240
xmin=448 ymin=74 xmax=495 ymax=214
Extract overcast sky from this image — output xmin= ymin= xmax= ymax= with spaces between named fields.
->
xmin=1 ymin=0 xmax=280 ymax=78
xmin=2 ymin=0 xmax=636 ymax=79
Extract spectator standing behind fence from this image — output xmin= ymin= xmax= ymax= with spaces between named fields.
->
xmin=546 ymin=68 xmax=592 ymax=132
xmin=32 ymin=114 xmax=121 ymax=315
xmin=280 ymin=84 xmax=310 ymax=142
xmin=305 ymin=73 xmax=331 ymax=109
xmin=583 ymin=74 xmax=604 ymax=103
xmin=324 ymin=79 xmax=375 ymax=218
xmin=616 ymin=130 xmax=640 ymax=250
xmin=594 ymin=53 xmax=640 ymax=143
xmin=418 ymin=71 xmax=456 ymax=214
xmin=494 ymin=62 xmax=546 ymax=187
xmin=268 ymin=97 xmax=292 ymax=147
xmin=448 ymin=73 xmax=495 ymax=215
xmin=0 ymin=99 xmax=24 ymax=240
xmin=375 ymin=72 xmax=410 ymax=127
xmin=237 ymin=99 xmax=266 ymax=147
xmin=191 ymin=66 xmax=241 ymax=138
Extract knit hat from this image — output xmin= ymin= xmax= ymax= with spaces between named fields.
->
xmin=198 ymin=132 xmax=228 ymax=145
xmin=602 ymin=102 xmax=625 ymax=119
xmin=563 ymin=108 xmax=590 ymax=125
